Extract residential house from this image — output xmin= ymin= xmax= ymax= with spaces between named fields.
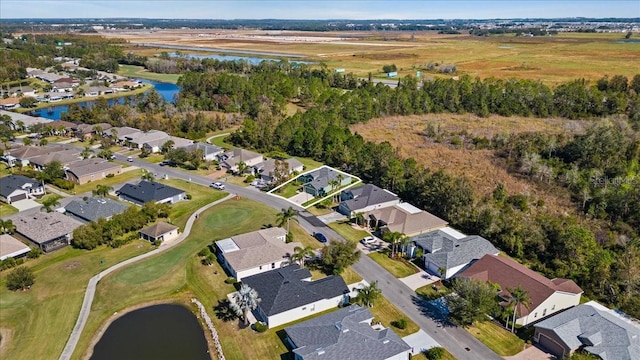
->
xmin=5 ymin=145 xmax=65 ymax=167
xmin=143 ymin=135 xmax=192 ymax=154
xmin=0 ymin=234 xmax=31 ymax=260
xmin=300 ymin=166 xmax=351 ymax=197
xmin=28 ymin=149 xmax=81 ymax=170
xmin=0 ymin=86 xmax=37 ymax=98
xmin=0 ymin=110 xmax=54 ymax=130
xmin=111 ymin=80 xmax=142 ymax=92
xmin=219 ymin=148 xmax=264 ymax=173
xmin=110 ymin=127 xmax=143 ymax=144
xmin=215 ymin=227 xmax=300 ymax=281
xmin=0 ymin=174 xmax=45 ymax=203
xmin=85 ymin=86 xmax=113 ymax=97
xmin=13 ymin=211 xmax=82 ymax=252
xmin=65 ymin=159 xmax=122 ymax=184
xmin=412 ymin=227 xmax=499 ymax=279
xmin=33 ymin=72 xmax=65 ymax=83
xmin=533 ymin=301 xmax=640 ymax=360
xmin=126 ymin=130 xmax=169 ymax=150
xmin=253 ymin=158 xmax=304 ymax=184
xmin=52 ymin=82 xmax=76 ymax=93
xmin=284 ymin=304 xmax=412 ymax=360
xmin=179 ymin=142 xmax=223 ymax=161
xmin=117 ymin=180 xmax=186 ymax=205
xmin=365 ymin=203 xmax=448 ymax=237
xmin=139 ymin=222 xmax=179 ymax=243
xmin=458 ymin=254 xmax=583 ymax=326
xmin=0 ymin=97 xmax=21 ymax=110
xmin=242 ymin=264 xmax=350 ymax=328
xmin=64 ymin=197 xmax=128 ymax=222
xmin=73 ymin=123 xmax=112 ymax=139
xmin=338 ymin=183 xmax=400 ymax=217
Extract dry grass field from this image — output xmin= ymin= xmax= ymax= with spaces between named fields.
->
xmin=351 ymin=114 xmax=585 ymax=214
xmin=102 ymin=29 xmax=640 ymax=85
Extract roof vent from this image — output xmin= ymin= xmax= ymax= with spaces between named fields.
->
xmin=334 ymin=321 xmax=341 ymax=330
xmin=342 ymin=328 xmax=349 ymax=333
xmin=383 ymin=340 xmax=390 ymax=344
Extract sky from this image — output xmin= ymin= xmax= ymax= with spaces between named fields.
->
xmin=1 ymin=1 xmax=639 ymax=20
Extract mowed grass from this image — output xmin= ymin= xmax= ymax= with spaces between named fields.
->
xmin=295 ymin=157 xmax=323 ymax=171
xmin=328 ymin=221 xmax=371 ymax=242
xmin=156 ymin=178 xmax=227 ymax=229
xmin=72 ymin=198 xmax=279 ymax=360
xmin=63 ymin=169 xmax=144 ymax=195
xmin=368 ymin=252 xmax=419 ymax=278
xmin=467 ymin=321 xmax=525 ymax=356
xmin=117 ymin=64 xmax=181 ymax=84
xmin=0 ymin=241 xmax=154 ymax=360
xmin=0 ymin=202 xmax=18 ymax=216
xmin=411 ymin=348 xmax=458 ymax=360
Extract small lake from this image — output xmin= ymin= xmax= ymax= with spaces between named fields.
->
xmin=28 ymin=79 xmax=179 ymax=120
xmin=172 ymin=52 xmax=313 ymax=65
xmin=90 ymin=304 xmax=210 ymax=360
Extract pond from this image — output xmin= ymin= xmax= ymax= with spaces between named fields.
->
xmin=171 ymin=52 xmax=313 ymax=65
xmin=90 ymin=304 xmax=210 ymax=360
xmin=28 ymin=79 xmax=179 ymax=120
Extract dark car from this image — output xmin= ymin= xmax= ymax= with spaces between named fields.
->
xmin=313 ymin=232 xmax=328 ymax=243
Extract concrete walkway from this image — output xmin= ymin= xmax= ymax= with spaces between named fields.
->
xmin=58 ymin=194 xmax=234 ymax=360
xmin=206 ymin=132 xmax=230 ymax=144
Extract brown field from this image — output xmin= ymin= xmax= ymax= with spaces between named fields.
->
xmin=351 ymin=114 xmax=584 ymax=213
xmin=100 ymin=29 xmax=640 ymax=85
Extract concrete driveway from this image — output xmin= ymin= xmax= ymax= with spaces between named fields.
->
xmin=316 ymin=211 xmax=347 ymax=224
xmin=503 ymin=344 xmax=555 ymax=360
xmin=11 ymin=199 xmax=41 ymax=212
xmin=403 ymin=329 xmax=440 ymax=355
xmin=400 ymin=271 xmax=440 ymax=291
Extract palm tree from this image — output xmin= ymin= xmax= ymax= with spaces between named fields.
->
xmin=382 ymin=231 xmax=406 ymax=258
xmin=354 ymin=212 xmax=366 ymax=228
xmin=276 ymin=207 xmax=298 ymax=233
xmin=0 ymin=219 xmax=16 ymax=234
xmin=356 ymin=281 xmax=382 ymax=307
xmin=80 ymin=146 xmax=93 ymax=159
xmin=41 ymin=194 xmax=62 ymax=213
xmin=236 ymin=161 xmax=248 ymax=175
xmin=230 ymin=284 xmax=261 ymax=326
xmin=291 ymin=246 xmax=315 ymax=268
xmin=93 ymin=184 xmax=113 ymax=197
xmin=141 ymin=170 xmax=155 ymax=182
xmin=507 ymin=285 xmax=531 ymax=333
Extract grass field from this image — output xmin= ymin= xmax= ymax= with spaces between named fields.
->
xmin=295 ymin=157 xmax=323 ymax=171
xmin=117 ymin=64 xmax=181 ymax=84
xmin=66 ymin=169 xmax=144 ymax=195
xmin=328 ymin=221 xmax=370 ymax=242
xmin=208 ymin=133 xmax=234 ymax=148
xmin=368 ymin=252 xmax=419 ymax=278
xmin=141 ymin=153 xmax=164 ymax=164
xmin=156 ymin=178 xmax=226 ymax=229
xmin=415 ymin=283 xmax=452 ymax=301
xmin=467 ymin=321 xmax=525 ymax=356
xmin=0 ymin=202 xmax=18 ymax=216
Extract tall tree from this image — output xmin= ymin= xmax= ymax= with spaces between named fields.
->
xmin=445 ymin=278 xmax=499 ymax=327
xmin=92 ymin=184 xmax=113 ymax=197
xmin=276 ymin=206 xmax=298 ymax=233
xmin=0 ymin=219 xmax=16 ymax=234
xmin=356 ymin=281 xmax=382 ymax=307
xmin=290 ymin=245 xmax=314 ymax=268
xmin=40 ymin=195 xmax=62 ymax=213
xmin=383 ymin=231 xmax=406 ymax=258
xmin=141 ymin=170 xmax=155 ymax=182
xmin=230 ymin=284 xmax=261 ymax=326
xmin=506 ymin=285 xmax=531 ymax=332
xmin=6 ymin=266 xmax=35 ymax=291
xmin=320 ymin=239 xmax=361 ymax=275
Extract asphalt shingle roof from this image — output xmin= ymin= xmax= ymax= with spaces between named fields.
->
xmin=215 ymin=228 xmax=300 ymax=272
xmin=340 ymin=183 xmax=399 ymax=212
xmin=64 ymin=197 xmax=128 ymax=222
xmin=303 ymin=167 xmax=342 ymax=191
xmin=242 ymin=265 xmax=349 ymax=316
xmin=535 ymin=301 xmax=640 ymax=360
xmin=117 ymin=181 xmax=185 ymax=204
xmin=13 ymin=212 xmax=82 ymax=244
xmin=412 ymin=229 xmax=499 ymax=271
xmin=139 ymin=222 xmax=178 ymax=238
xmin=0 ymin=175 xmax=40 ymax=198
xmin=285 ymin=304 xmax=411 ymax=360
xmin=66 ymin=159 xmax=122 ymax=177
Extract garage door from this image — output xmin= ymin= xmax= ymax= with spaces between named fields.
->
xmin=9 ymin=193 xmax=27 ymax=203
xmin=537 ymin=333 xmax=565 ymax=358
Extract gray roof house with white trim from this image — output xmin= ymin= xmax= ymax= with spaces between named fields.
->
xmin=117 ymin=180 xmax=186 ymax=205
xmin=0 ymin=174 xmax=45 ymax=204
xmin=534 ymin=300 xmax=640 ymax=360
xmin=412 ymin=227 xmax=499 ymax=279
xmin=338 ymin=183 xmax=400 ymax=217
xmin=179 ymin=142 xmax=223 ymax=161
xmin=242 ymin=264 xmax=350 ymax=328
xmin=284 ymin=304 xmax=412 ymax=360
xmin=64 ymin=197 xmax=128 ymax=222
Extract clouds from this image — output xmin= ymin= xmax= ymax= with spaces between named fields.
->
xmin=1 ymin=0 xmax=638 ymax=19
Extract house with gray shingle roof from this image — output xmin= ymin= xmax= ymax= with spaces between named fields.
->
xmin=0 ymin=174 xmax=45 ymax=203
xmin=365 ymin=202 xmax=448 ymax=237
xmin=534 ymin=301 xmax=640 ymax=360
xmin=284 ymin=304 xmax=412 ymax=360
xmin=412 ymin=227 xmax=499 ymax=279
xmin=242 ymin=264 xmax=350 ymax=328
xmin=338 ymin=183 xmax=400 ymax=217
xmin=64 ymin=197 xmax=128 ymax=222
xmin=179 ymin=142 xmax=223 ymax=161
xmin=300 ymin=166 xmax=351 ymax=197
xmin=139 ymin=222 xmax=179 ymax=243
xmin=219 ymin=148 xmax=264 ymax=173
xmin=215 ymin=227 xmax=300 ymax=281
xmin=116 ymin=181 xmax=186 ymax=205
xmin=253 ymin=158 xmax=304 ymax=184
xmin=13 ymin=211 xmax=82 ymax=252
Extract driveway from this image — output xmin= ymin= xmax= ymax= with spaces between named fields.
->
xmin=316 ymin=211 xmax=347 ymax=224
xmin=288 ymin=191 xmax=313 ymax=206
xmin=400 ymin=271 xmax=440 ymax=291
xmin=11 ymin=199 xmax=41 ymax=212
xmin=403 ymin=329 xmax=440 ymax=355
xmin=503 ymin=344 xmax=555 ymax=360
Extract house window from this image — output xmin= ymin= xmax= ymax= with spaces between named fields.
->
xmin=551 ymin=305 xmax=555 ymax=311
xmin=534 ymin=312 xmax=538 ymax=318
xmin=302 ymin=307 xmax=306 ymax=310
xmin=543 ymin=309 xmax=547 ymax=316
xmin=259 ymin=266 xmax=262 ymax=270
xmin=271 ymin=262 xmax=275 ymax=269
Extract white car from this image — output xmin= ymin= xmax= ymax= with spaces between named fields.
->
xmin=361 ymin=236 xmax=376 ymax=244
xmin=210 ymin=182 xmax=225 ymax=190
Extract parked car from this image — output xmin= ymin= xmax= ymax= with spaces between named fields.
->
xmin=127 ymin=156 xmax=133 ymax=162
xmin=361 ymin=236 xmax=376 ymax=244
xmin=313 ymin=232 xmax=328 ymax=243
xmin=210 ymin=182 xmax=225 ymax=190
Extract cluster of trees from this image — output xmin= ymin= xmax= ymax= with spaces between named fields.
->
xmin=177 ymin=64 xmax=640 ymax=317
xmin=163 ymin=145 xmax=206 ymax=170
xmin=72 ymin=201 xmax=170 ymax=249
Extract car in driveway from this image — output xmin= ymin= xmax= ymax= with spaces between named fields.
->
xmin=313 ymin=232 xmax=328 ymax=243
xmin=210 ymin=182 xmax=225 ymax=190
xmin=361 ymin=236 xmax=376 ymax=244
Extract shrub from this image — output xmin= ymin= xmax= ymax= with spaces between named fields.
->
xmin=185 ymin=194 xmax=192 ymax=200
xmin=105 ymin=173 xmax=115 ymax=178
xmin=244 ymin=175 xmax=255 ymax=183
xmin=53 ymin=178 xmax=75 ymax=190
xmin=391 ymin=318 xmax=407 ymax=329
xmin=198 ymin=247 xmax=212 ymax=257
xmin=26 ymin=248 xmax=42 ymax=259
xmin=202 ymin=253 xmax=215 ymax=266
xmin=253 ymin=321 xmax=268 ymax=332
xmin=153 ymin=239 xmax=163 ymax=246
xmin=424 ymin=347 xmax=445 ymax=360
xmin=6 ymin=266 xmax=35 ymax=291
xmin=224 ymin=277 xmax=237 ymax=284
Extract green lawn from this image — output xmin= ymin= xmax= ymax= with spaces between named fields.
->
xmin=295 ymin=157 xmax=323 ymax=171
xmin=306 ymin=205 xmax=334 ymax=216
xmin=328 ymin=221 xmax=370 ymax=242
xmin=368 ymin=296 xmax=419 ymax=337
xmin=415 ymin=282 xmax=452 ymax=301
xmin=141 ymin=153 xmax=165 ymax=164
xmin=66 ymin=169 xmax=144 ymax=195
xmin=0 ymin=202 xmax=18 ymax=216
xmin=117 ymin=65 xmax=181 ymax=84
xmin=341 ymin=267 xmax=363 ymax=284
xmin=156 ymin=178 xmax=227 ymax=229
xmin=467 ymin=321 xmax=525 ymax=356
xmin=274 ymin=181 xmax=302 ymax=198
xmin=0 ymin=241 xmax=154 ymax=360
xmin=208 ymin=134 xmax=234 ymax=148
xmin=368 ymin=252 xmax=419 ymax=278
xmin=411 ymin=348 xmax=457 ymax=360
xmin=289 ymin=222 xmax=323 ymax=250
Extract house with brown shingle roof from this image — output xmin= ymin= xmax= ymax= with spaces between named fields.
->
xmin=215 ymin=227 xmax=301 ymax=281
xmin=365 ymin=202 xmax=448 ymax=237
xmin=458 ymin=254 xmax=583 ymax=326
xmin=13 ymin=211 xmax=83 ymax=252
xmin=139 ymin=222 xmax=179 ymax=243
xmin=65 ymin=159 xmax=122 ymax=184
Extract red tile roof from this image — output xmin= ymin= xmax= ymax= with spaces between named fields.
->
xmin=458 ymin=254 xmax=582 ymax=317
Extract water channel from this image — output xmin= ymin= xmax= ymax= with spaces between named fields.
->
xmin=89 ymin=304 xmax=210 ymax=360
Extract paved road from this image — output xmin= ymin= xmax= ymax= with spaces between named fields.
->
xmin=58 ymin=194 xmax=234 ymax=360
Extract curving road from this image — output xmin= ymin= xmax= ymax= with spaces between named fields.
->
xmin=58 ymin=193 xmax=234 ymax=360
xmin=58 ymin=149 xmax=500 ymax=360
